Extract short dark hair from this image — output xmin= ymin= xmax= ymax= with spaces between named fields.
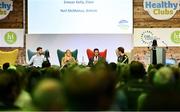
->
xmin=36 ymin=47 xmax=42 ymax=51
xmin=3 ymin=63 xmax=10 ymax=70
xmin=118 ymin=47 xmax=124 ymax=53
xmin=94 ymin=48 xmax=99 ymax=52
xmin=152 ymin=39 xmax=158 ymax=47
xmin=130 ymin=61 xmax=146 ymax=78
xmin=0 ymin=69 xmax=21 ymax=105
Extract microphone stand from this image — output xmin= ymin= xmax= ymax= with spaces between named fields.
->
xmin=152 ymin=45 xmax=157 ymax=65
xmin=162 ymin=41 xmax=168 ymax=49
xmin=147 ymin=41 xmax=152 ymax=49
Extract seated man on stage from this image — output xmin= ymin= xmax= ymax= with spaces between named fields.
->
xmin=28 ymin=47 xmax=47 ymax=67
xmin=88 ymin=48 xmax=104 ymax=67
xmin=116 ymin=47 xmax=129 ymax=64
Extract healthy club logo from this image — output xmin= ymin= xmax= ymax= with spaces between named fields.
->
xmin=171 ymin=30 xmax=180 ymax=44
xmin=4 ymin=31 xmax=17 ymax=44
xmin=0 ymin=0 xmax=13 ymax=20
xmin=144 ymin=0 xmax=180 ymax=20
xmin=140 ymin=30 xmax=159 ymax=44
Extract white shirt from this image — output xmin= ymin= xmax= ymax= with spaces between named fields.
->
xmin=28 ymin=54 xmax=46 ymax=67
xmin=94 ymin=56 xmax=99 ymax=61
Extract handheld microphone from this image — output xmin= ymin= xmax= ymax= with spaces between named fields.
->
xmin=162 ymin=41 xmax=168 ymax=49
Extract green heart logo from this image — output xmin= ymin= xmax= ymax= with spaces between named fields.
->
xmin=4 ymin=31 xmax=17 ymax=44
xmin=171 ymin=31 xmax=180 ymax=44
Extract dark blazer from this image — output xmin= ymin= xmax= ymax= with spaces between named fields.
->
xmin=117 ymin=54 xmax=129 ymax=64
xmin=88 ymin=56 xmax=104 ymax=67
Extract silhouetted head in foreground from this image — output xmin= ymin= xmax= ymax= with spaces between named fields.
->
xmin=32 ymin=79 xmax=65 ymax=111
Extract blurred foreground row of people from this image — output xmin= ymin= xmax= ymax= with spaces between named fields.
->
xmin=0 ymin=60 xmax=180 ymax=111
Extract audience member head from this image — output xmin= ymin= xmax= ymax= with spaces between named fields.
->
xmin=147 ymin=64 xmax=155 ymax=73
xmin=63 ymin=66 xmax=96 ymax=110
xmin=26 ymin=68 xmax=42 ymax=93
xmin=154 ymin=63 xmax=164 ymax=70
xmin=93 ymin=63 xmax=116 ymax=110
xmin=117 ymin=47 xmax=124 ymax=56
xmin=169 ymin=66 xmax=180 ymax=89
xmin=147 ymin=68 xmax=157 ymax=84
xmin=116 ymin=63 xmax=130 ymax=83
xmin=15 ymin=65 xmax=29 ymax=89
xmin=41 ymin=67 xmax=61 ymax=80
xmin=63 ymin=64 xmax=116 ymax=111
xmin=153 ymin=67 xmax=175 ymax=90
xmin=93 ymin=48 xmax=99 ymax=57
xmin=0 ymin=69 xmax=21 ymax=107
xmin=32 ymin=78 xmax=65 ymax=111
xmin=108 ymin=62 xmax=117 ymax=72
xmin=36 ymin=47 xmax=43 ymax=55
xmin=130 ymin=61 xmax=146 ymax=79
xmin=3 ymin=62 xmax=10 ymax=70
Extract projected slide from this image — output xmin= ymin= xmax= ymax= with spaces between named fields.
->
xmin=28 ymin=0 xmax=132 ymax=34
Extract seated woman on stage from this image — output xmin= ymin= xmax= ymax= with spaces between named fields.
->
xmin=61 ymin=49 xmax=77 ymax=68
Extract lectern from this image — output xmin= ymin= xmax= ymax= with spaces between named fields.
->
xmin=150 ymin=47 xmax=166 ymax=65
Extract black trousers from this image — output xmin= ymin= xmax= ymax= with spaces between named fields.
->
xmin=152 ymin=49 xmax=157 ymax=65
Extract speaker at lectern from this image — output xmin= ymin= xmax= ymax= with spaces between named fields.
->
xmin=149 ymin=39 xmax=166 ymax=65
xmin=150 ymin=47 xmax=166 ymax=65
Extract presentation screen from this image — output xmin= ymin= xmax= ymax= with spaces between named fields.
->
xmin=28 ymin=0 xmax=132 ymax=34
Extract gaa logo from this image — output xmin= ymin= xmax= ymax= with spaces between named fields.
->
xmin=140 ymin=30 xmax=158 ymax=44
xmin=4 ymin=31 xmax=17 ymax=44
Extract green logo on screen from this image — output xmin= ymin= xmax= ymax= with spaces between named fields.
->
xmin=171 ymin=31 xmax=180 ymax=44
xmin=4 ymin=31 xmax=17 ymax=44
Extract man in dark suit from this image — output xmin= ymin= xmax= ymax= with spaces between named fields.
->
xmin=117 ymin=47 xmax=129 ymax=64
xmin=88 ymin=48 xmax=104 ymax=67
